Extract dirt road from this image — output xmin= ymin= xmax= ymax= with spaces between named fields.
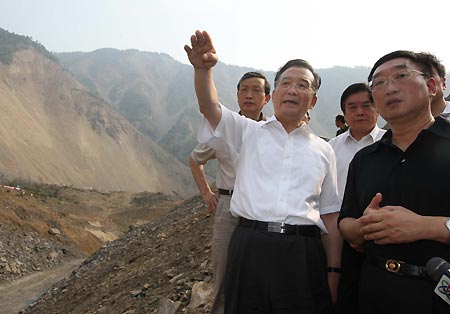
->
xmin=0 ymin=259 xmax=84 ymax=314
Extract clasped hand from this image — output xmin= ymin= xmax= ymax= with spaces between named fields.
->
xmin=358 ymin=193 xmax=423 ymax=245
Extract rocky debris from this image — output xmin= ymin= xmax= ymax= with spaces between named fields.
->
xmin=188 ymin=282 xmax=213 ymax=309
xmin=0 ymin=219 xmax=80 ymax=284
xmin=158 ymin=299 xmax=181 ymax=314
xmin=0 ymin=184 xmax=180 ymax=286
xmin=22 ymin=195 xmax=216 ymax=314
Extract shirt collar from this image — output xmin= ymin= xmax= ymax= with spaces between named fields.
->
xmin=368 ymin=116 xmax=450 ymax=153
xmin=344 ymin=125 xmax=382 ymax=142
xmin=238 ymin=111 xmax=266 ymax=122
xmin=265 ymin=115 xmax=311 ymax=133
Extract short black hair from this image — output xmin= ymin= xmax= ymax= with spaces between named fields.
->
xmin=237 ymin=71 xmax=271 ymax=95
xmin=274 ymin=59 xmax=321 ymax=92
xmin=335 ymin=114 xmax=346 ymax=123
xmin=340 ymin=83 xmax=373 ymax=113
xmin=416 ymin=52 xmax=446 ymax=78
xmin=368 ymin=50 xmax=433 ymax=82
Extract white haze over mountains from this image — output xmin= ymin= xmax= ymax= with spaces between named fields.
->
xmin=1 ymin=0 xmax=450 ymax=73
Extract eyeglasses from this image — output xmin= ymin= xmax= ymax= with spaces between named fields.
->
xmin=277 ymin=79 xmax=313 ymax=92
xmin=368 ymin=69 xmax=426 ymax=92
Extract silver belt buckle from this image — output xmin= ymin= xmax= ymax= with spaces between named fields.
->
xmin=267 ymin=222 xmax=285 ymax=233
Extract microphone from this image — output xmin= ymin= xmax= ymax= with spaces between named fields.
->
xmin=426 ymin=257 xmax=450 ymax=306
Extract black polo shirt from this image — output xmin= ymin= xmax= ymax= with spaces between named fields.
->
xmin=339 ymin=116 xmax=450 ymax=266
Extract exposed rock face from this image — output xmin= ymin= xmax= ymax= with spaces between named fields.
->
xmin=0 ymin=45 xmax=196 ymax=197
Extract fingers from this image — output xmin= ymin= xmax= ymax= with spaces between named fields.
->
xmin=190 ymin=30 xmax=207 ymax=49
xmin=183 ymin=44 xmax=191 ymax=54
xmin=202 ymin=30 xmax=213 ymax=46
xmin=368 ymin=192 xmax=382 ymax=210
xmin=363 ymin=229 xmax=388 ymax=243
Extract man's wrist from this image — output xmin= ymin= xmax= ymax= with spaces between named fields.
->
xmin=445 ymin=217 xmax=450 ymax=245
xmin=327 ymin=267 xmax=342 ymax=273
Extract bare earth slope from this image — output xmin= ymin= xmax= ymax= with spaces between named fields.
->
xmin=0 ymin=47 xmax=196 ymax=198
xmin=0 ymin=184 xmax=182 ymax=286
xmin=20 ymin=194 xmax=214 ymax=314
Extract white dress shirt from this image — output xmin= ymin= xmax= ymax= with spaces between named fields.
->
xmin=198 ymin=104 xmax=339 ymax=233
xmin=328 ymin=125 xmax=386 ymax=204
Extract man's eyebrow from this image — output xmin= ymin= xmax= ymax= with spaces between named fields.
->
xmin=372 ymin=63 xmax=407 ymax=79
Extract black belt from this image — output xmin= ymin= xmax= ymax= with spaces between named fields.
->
xmin=218 ymin=189 xmax=233 ymax=196
xmin=238 ymin=217 xmax=320 ymax=237
xmin=367 ymin=255 xmax=428 ymax=279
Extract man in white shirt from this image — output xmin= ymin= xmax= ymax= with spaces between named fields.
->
xmin=328 ymin=83 xmax=385 ymax=314
xmin=185 ymin=30 xmax=341 ymax=314
xmin=189 ymin=71 xmax=270 ymax=314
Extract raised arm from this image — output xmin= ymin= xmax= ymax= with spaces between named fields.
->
xmin=184 ymin=30 xmax=221 ymax=129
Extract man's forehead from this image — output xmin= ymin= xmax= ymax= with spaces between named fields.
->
xmin=372 ymin=58 xmax=414 ymax=76
xmin=345 ymin=91 xmax=372 ymax=104
xmin=241 ymin=77 xmax=265 ymax=86
xmin=279 ymin=66 xmax=314 ymax=80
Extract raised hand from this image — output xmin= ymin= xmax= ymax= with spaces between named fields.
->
xmin=362 ymin=192 xmax=382 ymax=216
xmin=360 ymin=205 xmax=424 ymax=244
xmin=184 ymin=30 xmax=218 ymax=70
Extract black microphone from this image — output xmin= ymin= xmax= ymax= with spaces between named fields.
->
xmin=426 ymin=257 xmax=450 ymax=281
xmin=426 ymin=257 xmax=450 ymax=306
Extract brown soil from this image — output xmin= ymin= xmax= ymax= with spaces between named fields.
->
xmin=0 ymin=183 xmax=215 ymax=313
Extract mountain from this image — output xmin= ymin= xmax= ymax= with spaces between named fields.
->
xmin=56 ymin=50 xmax=261 ymax=168
xmin=0 ymin=28 xmax=196 ymax=198
xmin=55 ymin=50 xmax=374 ymax=167
xmin=54 ymin=46 xmax=450 ymax=168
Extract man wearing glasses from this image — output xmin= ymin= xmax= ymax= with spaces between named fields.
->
xmin=338 ymin=51 xmax=450 ymax=313
xmin=189 ymin=71 xmax=270 ymax=314
xmin=185 ymin=30 xmax=341 ymax=314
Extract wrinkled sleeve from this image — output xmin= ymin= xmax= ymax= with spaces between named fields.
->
xmin=197 ymin=104 xmax=245 ymax=156
xmin=190 ymin=143 xmax=216 ymax=165
xmin=319 ymin=146 xmax=340 ymax=215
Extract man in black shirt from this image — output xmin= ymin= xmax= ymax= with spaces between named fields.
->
xmin=338 ymin=50 xmax=450 ymax=314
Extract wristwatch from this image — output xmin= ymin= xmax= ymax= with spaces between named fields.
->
xmin=446 ymin=218 xmax=450 ymax=244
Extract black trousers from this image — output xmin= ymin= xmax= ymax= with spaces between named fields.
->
xmin=224 ymin=224 xmax=332 ymax=314
xmin=336 ymin=241 xmax=364 ymax=314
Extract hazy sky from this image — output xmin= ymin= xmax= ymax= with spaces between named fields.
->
xmin=1 ymin=0 xmax=449 ymax=73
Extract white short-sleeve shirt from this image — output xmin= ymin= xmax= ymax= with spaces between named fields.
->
xmin=198 ymin=104 xmax=339 ymax=233
xmin=190 ymin=143 xmax=236 ymax=190
xmin=328 ymin=126 xmax=386 ymax=204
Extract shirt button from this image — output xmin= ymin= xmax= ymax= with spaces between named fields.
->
xmin=400 ymin=158 xmax=405 ymax=163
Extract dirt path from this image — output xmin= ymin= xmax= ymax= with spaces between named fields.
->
xmin=0 ymin=259 xmax=85 ymax=314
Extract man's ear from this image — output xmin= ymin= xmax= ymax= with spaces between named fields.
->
xmin=309 ymin=94 xmax=318 ymax=109
xmin=427 ymin=77 xmax=437 ymax=97
xmin=264 ymin=94 xmax=271 ymax=104
xmin=442 ymin=77 xmax=447 ymax=91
